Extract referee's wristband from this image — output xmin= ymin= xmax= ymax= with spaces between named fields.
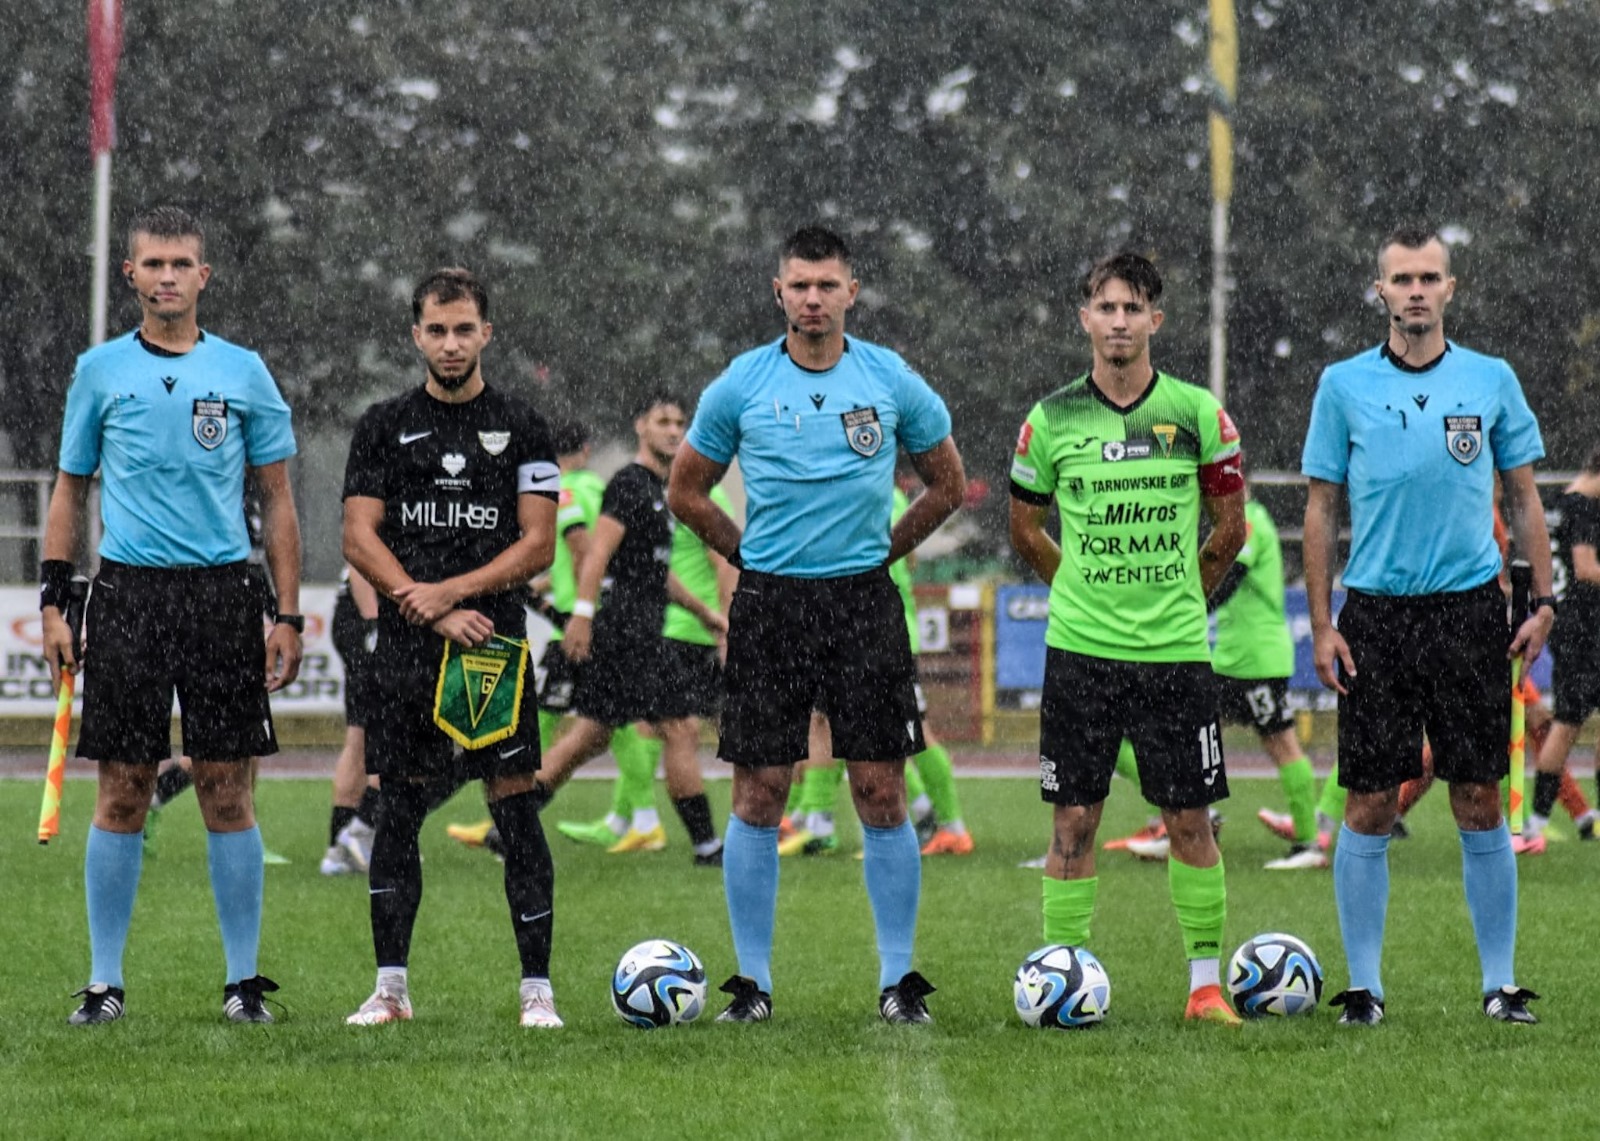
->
xmin=571 ymin=599 xmax=596 ymax=619
xmin=40 ymin=560 xmax=74 ymax=612
xmin=1530 ymin=595 xmax=1559 ymax=617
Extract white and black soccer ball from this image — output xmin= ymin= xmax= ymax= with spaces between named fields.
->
xmin=611 ymin=939 xmax=707 ymax=1029
xmin=1013 ymin=944 xmax=1111 ymax=1029
xmin=1227 ymin=932 xmax=1323 ymax=1017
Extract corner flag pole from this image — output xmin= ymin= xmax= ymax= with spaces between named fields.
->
xmin=1207 ymin=0 xmax=1237 ymax=405
xmin=88 ymin=0 xmax=123 ymax=348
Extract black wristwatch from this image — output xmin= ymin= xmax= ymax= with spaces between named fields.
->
xmin=275 ymin=613 xmax=306 ymax=633
xmin=1530 ymin=596 xmax=1559 ymax=617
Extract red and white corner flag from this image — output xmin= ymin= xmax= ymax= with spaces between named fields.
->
xmin=88 ymin=0 xmax=123 ymax=345
xmin=88 ymin=0 xmax=123 ymax=158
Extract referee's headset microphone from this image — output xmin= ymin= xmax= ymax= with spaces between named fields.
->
xmin=125 ymin=271 xmax=161 ymax=308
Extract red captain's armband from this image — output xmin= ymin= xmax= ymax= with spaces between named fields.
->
xmin=1015 ymin=421 xmax=1033 ymax=456
xmin=1199 ymin=452 xmax=1245 ymax=497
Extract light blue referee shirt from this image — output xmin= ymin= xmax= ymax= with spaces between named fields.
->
xmin=687 ymin=336 xmax=951 ymax=578
xmin=1301 ymin=341 xmax=1543 ymax=596
xmin=59 ymin=330 xmax=298 ymax=567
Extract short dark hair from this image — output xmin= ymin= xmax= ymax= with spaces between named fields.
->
xmin=1378 ymin=225 xmax=1449 ymax=273
xmin=781 ymin=226 xmax=852 ymax=270
xmin=128 ymin=205 xmax=204 ymax=258
xmin=412 ymin=267 xmax=489 ymax=323
xmin=632 ymin=389 xmax=685 ymax=420
xmin=549 ymin=418 xmax=591 ymax=456
xmin=1081 ymin=252 xmax=1163 ymax=304
xmin=1583 ymin=444 xmax=1600 ymax=475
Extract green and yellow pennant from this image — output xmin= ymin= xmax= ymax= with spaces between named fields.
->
xmin=433 ymin=634 xmax=530 ymax=749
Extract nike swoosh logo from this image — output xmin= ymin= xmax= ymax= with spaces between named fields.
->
xmin=499 ymin=744 xmax=528 ymax=759
xmin=400 ymin=431 xmax=432 ymax=444
xmin=369 ymin=887 xmax=396 ymax=895
xmin=519 ymin=910 xmax=551 ymax=923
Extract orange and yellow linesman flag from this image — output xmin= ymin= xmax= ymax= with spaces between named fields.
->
xmin=37 ymin=669 xmax=76 ymax=844
xmin=433 ymin=634 xmax=530 ymax=750
xmin=1208 ymin=0 xmax=1238 ymax=205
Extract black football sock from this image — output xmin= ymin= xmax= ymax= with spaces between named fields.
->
xmin=1532 ymin=771 xmax=1562 ymax=819
xmin=489 ymin=790 xmax=554 ymax=979
xmin=329 ymin=806 xmax=357 ymax=846
xmin=673 ymin=794 xmax=718 ymax=848
xmin=355 ymin=786 xmax=380 ymax=825
xmin=368 ymin=780 xmax=433 ymax=968
xmin=154 ymin=765 xmax=194 ymax=808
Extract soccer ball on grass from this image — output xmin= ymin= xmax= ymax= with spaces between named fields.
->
xmin=1013 ymin=944 xmax=1111 ymax=1029
xmin=611 ymin=939 xmax=707 ymax=1029
xmin=1227 ymin=932 xmax=1323 ymax=1017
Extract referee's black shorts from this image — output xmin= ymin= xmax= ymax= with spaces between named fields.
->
xmin=718 ymin=567 xmax=923 ymax=766
xmin=1336 ymin=580 xmax=1511 ymax=792
xmin=76 ymin=560 xmax=277 ymax=764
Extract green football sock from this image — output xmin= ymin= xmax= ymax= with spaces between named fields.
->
xmin=1280 ymin=756 xmax=1317 ymax=844
xmin=1114 ymin=738 xmax=1160 ymax=813
xmin=1316 ymin=761 xmax=1347 ymax=822
xmin=800 ymin=760 xmax=844 ymax=815
xmin=904 ymin=757 xmax=927 ymax=805
xmin=537 ymin=708 xmax=563 ymax=754
xmin=912 ymin=743 xmax=963 ymax=826
xmin=609 ymin=726 xmax=660 ymax=815
xmin=1168 ymin=855 xmax=1227 ymax=960
xmin=1041 ymin=875 xmax=1098 ymax=947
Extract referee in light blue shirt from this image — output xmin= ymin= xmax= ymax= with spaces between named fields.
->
xmin=1301 ymin=225 xmax=1556 ymax=1027
xmin=42 ymin=206 xmax=303 ymax=1027
xmin=669 ymin=227 xmax=966 ymax=1025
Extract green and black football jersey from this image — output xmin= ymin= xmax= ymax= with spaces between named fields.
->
xmin=1010 ymin=372 xmax=1243 ymax=662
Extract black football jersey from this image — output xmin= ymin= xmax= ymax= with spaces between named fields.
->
xmin=343 ymin=384 xmax=558 ymax=632
xmin=594 ymin=462 xmax=674 ymax=642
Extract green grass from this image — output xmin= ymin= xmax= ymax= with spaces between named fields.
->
xmin=1 ymin=769 xmax=1593 ymax=1139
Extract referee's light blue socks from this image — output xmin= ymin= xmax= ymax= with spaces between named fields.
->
xmin=85 ymin=825 xmax=144 ymax=989
xmin=723 ymin=815 xmax=778 ymax=994
xmin=862 ymin=820 xmax=921 ymax=990
xmin=208 ymin=826 xmax=265 ymax=985
xmin=1459 ymin=823 xmax=1518 ymax=994
xmin=1333 ymin=825 xmax=1389 ymax=999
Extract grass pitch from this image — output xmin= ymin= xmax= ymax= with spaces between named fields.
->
xmin=2 ymin=767 xmax=1593 ymax=1139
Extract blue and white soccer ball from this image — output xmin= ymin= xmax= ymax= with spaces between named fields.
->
xmin=1227 ymin=932 xmax=1323 ymax=1017
xmin=611 ymin=939 xmax=707 ymax=1029
xmin=1013 ymin=944 xmax=1111 ymax=1029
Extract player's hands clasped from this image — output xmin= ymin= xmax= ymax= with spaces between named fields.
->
xmin=394 ymin=580 xmax=460 ymax=625
xmin=433 ymin=609 xmax=494 ymax=648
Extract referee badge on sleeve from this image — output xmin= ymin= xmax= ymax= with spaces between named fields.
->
xmin=192 ymin=398 xmax=228 ymax=450
xmin=841 ymin=406 xmax=883 ymax=457
xmin=1445 ymin=415 xmax=1482 ymax=465
xmin=433 ymin=634 xmax=530 ymax=749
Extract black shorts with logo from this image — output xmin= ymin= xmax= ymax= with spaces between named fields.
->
xmin=1038 ymin=649 xmax=1227 ymax=810
xmin=658 ymin=637 xmax=723 ymax=721
xmin=1336 ymin=580 xmax=1510 ymax=792
xmin=363 ymin=624 xmax=541 ymax=782
xmin=330 ymin=591 xmax=377 ymax=729
xmin=719 ymin=568 xmax=923 ymax=766
xmin=76 ymin=560 xmax=277 ymax=764
xmin=1215 ymin=674 xmax=1295 ymax=737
